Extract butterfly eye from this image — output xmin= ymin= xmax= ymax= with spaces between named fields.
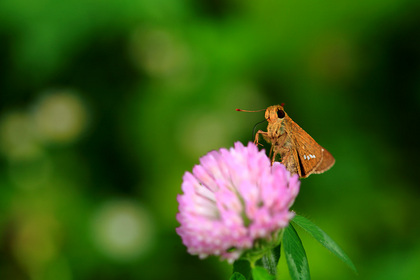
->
xmin=277 ymin=110 xmax=285 ymax=119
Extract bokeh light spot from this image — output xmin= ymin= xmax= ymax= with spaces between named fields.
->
xmin=130 ymin=27 xmax=191 ymax=79
xmin=33 ymin=91 xmax=88 ymax=144
xmin=91 ymin=200 xmax=154 ymax=261
xmin=176 ymin=112 xmax=228 ymax=158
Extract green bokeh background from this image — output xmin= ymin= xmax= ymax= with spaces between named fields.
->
xmin=1 ymin=0 xmax=419 ymax=279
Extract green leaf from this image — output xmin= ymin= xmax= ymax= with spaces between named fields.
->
xmin=255 ymin=244 xmax=281 ymax=276
xmin=291 ymin=214 xmax=357 ymax=274
xmin=252 ymin=266 xmax=275 ymax=280
xmin=230 ymin=272 xmax=247 ymax=280
xmin=233 ymin=260 xmax=252 ymax=280
xmin=283 ymin=223 xmax=311 ymax=280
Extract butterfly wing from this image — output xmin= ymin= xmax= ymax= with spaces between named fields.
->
xmin=313 ymin=148 xmax=335 ymax=174
xmin=286 ymin=117 xmax=329 ymax=178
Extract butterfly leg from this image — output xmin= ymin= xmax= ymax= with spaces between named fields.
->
xmin=268 ymin=145 xmax=274 ymax=159
xmin=277 ymin=147 xmax=290 ymax=164
xmin=270 ymin=135 xmax=289 ymax=165
xmin=278 ymin=146 xmax=300 ymax=176
xmin=254 ymin=130 xmax=268 ymax=147
xmin=271 ymin=146 xmax=289 ymax=165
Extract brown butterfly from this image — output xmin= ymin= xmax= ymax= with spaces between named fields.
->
xmin=237 ymin=104 xmax=335 ymax=178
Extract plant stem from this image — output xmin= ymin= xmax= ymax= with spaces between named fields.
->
xmin=256 ymin=244 xmax=281 ymax=277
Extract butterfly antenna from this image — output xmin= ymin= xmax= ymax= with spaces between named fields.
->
xmin=236 ymin=108 xmax=266 ymax=112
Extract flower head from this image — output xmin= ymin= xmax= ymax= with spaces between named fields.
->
xmin=176 ymin=142 xmax=300 ymax=262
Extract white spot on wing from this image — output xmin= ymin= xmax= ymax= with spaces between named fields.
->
xmin=304 ymin=154 xmax=316 ymax=160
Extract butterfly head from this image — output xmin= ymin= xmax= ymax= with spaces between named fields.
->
xmin=265 ymin=104 xmax=287 ymax=123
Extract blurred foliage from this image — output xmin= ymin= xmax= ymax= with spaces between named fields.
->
xmin=0 ymin=0 xmax=419 ymax=279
